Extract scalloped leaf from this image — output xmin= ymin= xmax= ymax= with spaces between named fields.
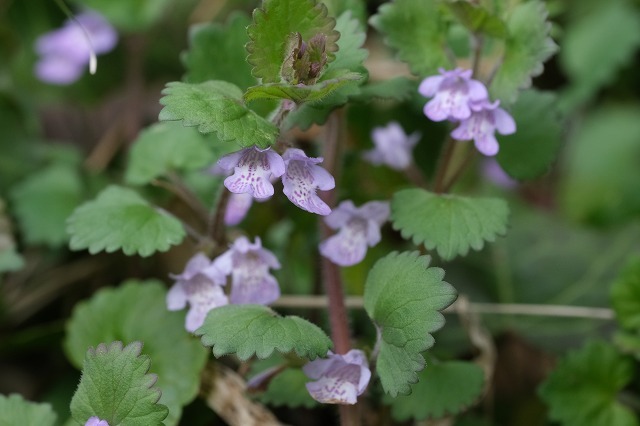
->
xmin=391 ymin=189 xmax=509 ymax=261
xmin=159 ymin=81 xmax=278 ymax=149
xmin=389 ymin=361 xmax=484 ymax=420
xmin=0 ymin=394 xmax=57 ymax=426
xmin=125 ymin=122 xmax=214 ymax=185
xmin=196 ymin=304 xmax=332 ymax=361
xmin=539 ymin=341 xmax=638 ymax=426
xmin=364 ymin=252 xmax=457 ymax=397
xmin=369 ymin=0 xmax=452 ymax=77
xmin=70 ymin=341 xmax=169 ymax=426
xmin=65 ymin=281 xmax=208 ymax=426
xmin=246 ymin=0 xmax=339 ymax=83
xmin=490 ymin=0 xmax=557 ymax=103
xmin=446 ymin=1 xmax=507 ymax=38
xmin=10 ymin=164 xmax=83 ymax=247
xmin=67 ymin=185 xmax=185 ymax=257
xmin=611 ymin=257 xmax=640 ymax=330
xmin=182 ymin=13 xmax=256 ymax=90
xmin=354 ymin=77 xmax=416 ymax=102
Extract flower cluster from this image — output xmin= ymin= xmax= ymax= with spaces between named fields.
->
xmin=218 ymin=146 xmax=335 ymax=218
xmin=85 ymin=417 xmax=109 ymax=426
xmin=303 ymin=349 xmax=371 ymax=405
xmin=34 ymin=11 xmax=117 ymax=85
xmin=166 ymin=236 xmax=280 ymax=331
xmin=419 ymin=68 xmax=516 ymax=156
xmin=363 ymin=122 xmax=421 ymax=171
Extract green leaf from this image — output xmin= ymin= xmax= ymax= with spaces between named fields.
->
xmin=353 ymin=77 xmax=416 ymax=102
xmin=246 ymin=0 xmax=339 ymax=83
xmin=323 ymin=0 xmax=368 ymax=29
xmin=322 ymin=11 xmax=368 ymax=78
xmin=70 ymin=341 xmax=169 ymax=426
xmin=159 ymin=81 xmax=278 ymax=149
xmin=370 ymin=0 xmax=452 ymax=77
xmin=391 ymin=189 xmax=509 ymax=261
xmin=182 ymin=13 xmax=256 ymax=90
xmin=244 ymin=72 xmax=362 ymax=103
xmin=0 ymin=394 xmax=57 ymax=426
xmin=539 ymin=341 xmax=638 ymax=426
xmin=446 ymin=1 xmax=507 ymax=38
xmin=255 ymin=367 xmax=318 ymax=409
xmin=611 ymin=257 xmax=640 ymax=330
xmin=0 ymin=199 xmax=24 ymax=273
xmin=196 ymin=304 xmax=332 ymax=361
xmin=125 ymin=122 xmax=214 ymax=185
xmin=10 ymin=164 xmax=83 ymax=247
xmin=77 ymin=0 xmax=171 ymax=31
xmin=364 ymin=252 xmax=457 ymax=396
xmin=496 ymin=90 xmax=562 ymax=180
xmin=389 ymin=361 xmax=484 ymax=420
xmin=490 ymin=0 xmax=557 ymax=103
xmin=65 ymin=281 xmax=208 ymax=426
xmin=67 ymin=185 xmax=185 ymax=257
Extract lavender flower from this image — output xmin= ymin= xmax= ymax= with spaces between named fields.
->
xmin=282 ymin=148 xmax=335 ymax=215
xmin=303 ymin=350 xmax=371 ymax=405
xmin=418 ymin=68 xmax=488 ymax=122
xmin=363 ymin=122 xmax=421 ymax=171
xmin=217 ymin=146 xmax=285 ymax=199
xmin=224 ymin=192 xmax=254 ymax=226
xmin=451 ymin=100 xmax=516 ymax=156
xmin=319 ymin=200 xmax=390 ymax=266
xmin=482 ymin=158 xmax=517 ymax=188
xmin=85 ymin=417 xmax=109 ymax=426
xmin=212 ymin=236 xmax=281 ymax=305
xmin=35 ymin=11 xmax=117 ymax=85
xmin=167 ymin=253 xmax=228 ymax=332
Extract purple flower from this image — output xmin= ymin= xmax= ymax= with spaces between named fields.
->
xmin=419 ymin=68 xmax=488 ymax=122
xmin=281 ymin=148 xmax=335 ymax=215
xmin=303 ymin=349 xmax=371 ymax=405
xmin=85 ymin=417 xmax=109 ymax=426
xmin=224 ymin=192 xmax=254 ymax=226
xmin=35 ymin=11 xmax=117 ymax=85
xmin=217 ymin=146 xmax=285 ymax=199
xmin=481 ymin=158 xmax=517 ymax=188
xmin=451 ymin=100 xmax=516 ymax=156
xmin=167 ymin=253 xmax=228 ymax=332
xmin=319 ymin=200 xmax=390 ymax=266
xmin=363 ymin=122 xmax=421 ymax=171
xmin=212 ymin=236 xmax=281 ymax=305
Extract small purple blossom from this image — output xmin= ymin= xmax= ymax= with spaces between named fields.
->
xmin=419 ymin=68 xmax=488 ymax=122
xmin=319 ymin=200 xmax=390 ymax=266
xmin=167 ymin=253 xmax=228 ymax=332
xmin=363 ymin=122 xmax=421 ymax=171
xmin=217 ymin=146 xmax=285 ymax=199
xmin=482 ymin=158 xmax=517 ymax=188
xmin=303 ymin=349 xmax=371 ymax=405
xmin=282 ymin=148 xmax=335 ymax=215
xmin=85 ymin=417 xmax=109 ymax=426
xmin=224 ymin=192 xmax=254 ymax=226
xmin=451 ymin=100 xmax=516 ymax=156
xmin=212 ymin=236 xmax=281 ymax=305
xmin=35 ymin=11 xmax=117 ymax=85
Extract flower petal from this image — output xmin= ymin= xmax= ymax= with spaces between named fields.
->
xmin=306 ymin=375 xmax=359 ymax=404
xmin=493 ymin=107 xmax=516 ymax=135
xmin=475 ymin=133 xmax=500 ymax=156
xmin=418 ymin=75 xmax=444 ymax=97
xmin=319 ymin=221 xmax=369 ymax=266
xmin=224 ymin=192 xmax=254 ymax=226
xmin=166 ymin=283 xmax=187 ymax=311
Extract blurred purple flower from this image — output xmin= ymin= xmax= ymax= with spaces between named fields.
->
xmin=217 ymin=146 xmax=285 ymax=199
xmin=482 ymin=158 xmax=517 ymax=189
xmin=363 ymin=122 xmax=421 ymax=171
xmin=85 ymin=417 xmax=109 ymax=426
xmin=167 ymin=253 xmax=228 ymax=332
xmin=319 ymin=200 xmax=390 ymax=266
xmin=212 ymin=236 xmax=281 ymax=305
xmin=303 ymin=349 xmax=371 ymax=405
xmin=224 ymin=193 xmax=254 ymax=226
xmin=35 ymin=11 xmax=117 ymax=85
xmin=451 ymin=99 xmax=516 ymax=156
xmin=282 ymin=148 xmax=335 ymax=215
xmin=419 ymin=68 xmax=488 ymax=122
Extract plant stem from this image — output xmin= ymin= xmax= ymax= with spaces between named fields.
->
xmin=470 ymin=33 xmax=484 ymax=79
xmin=442 ymin=144 xmax=476 ymax=192
xmin=433 ymin=137 xmax=457 ymax=193
xmin=404 ymin=161 xmax=429 ymax=188
xmin=210 ymin=187 xmax=231 ymax=250
xmin=152 ymin=176 xmax=210 ymax=225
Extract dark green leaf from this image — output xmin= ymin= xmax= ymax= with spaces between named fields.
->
xmin=0 ymin=394 xmax=57 ymax=426
xmin=446 ymin=1 xmax=507 ymax=38
xmin=244 ymin=72 xmax=362 ymax=103
xmin=611 ymin=257 xmax=640 ymax=330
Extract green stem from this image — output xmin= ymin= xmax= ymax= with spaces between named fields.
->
xmin=433 ymin=137 xmax=457 ymax=193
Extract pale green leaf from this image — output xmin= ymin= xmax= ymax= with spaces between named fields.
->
xmin=159 ymin=81 xmax=278 ymax=149
xmin=246 ymin=0 xmax=339 ymax=83
xmin=70 ymin=341 xmax=168 ymax=426
xmin=391 ymin=189 xmax=509 ymax=260
xmin=446 ymin=1 xmax=507 ymax=38
xmin=65 ymin=281 xmax=208 ymax=426
xmin=77 ymin=0 xmax=171 ymax=31
xmin=255 ymin=367 xmax=318 ymax=409
xmin=389 ymin=361 xmax=484 ymax=420
xmin=323 ymin=0 xmax=367 ymax=28
xmin=354 ymin=77 xmax=416 ymax=102
xmin=125 ymin=122 xmax=214 ymax=185
xmin=611 ymin=257 xmax=640 ymax=330
xmin=370 ymin=0 xmax=452 ymax=76
xmin=0 ymin=394 xmax=57 ymax=426
xmin=67 ymin=185 xmax=185 ymax=257
xmin=244 ymin=72 xmax=362 ymax=103
xmin=490 ymin=0 xmax=557 ymax=103
xmin=539 ymin=341 xmax=638 ymax=426
xmin=10 ymin=164 xmax=83 ymax=247
xmin=321 ymin=11 xmax=368 ymax=79
xmin=364 ymin=252 xmax=457 ymax=396
xmin=496 ymin=90 xmax=562 ymax=180
xmin=196 ymin=304 xmax=332 ymax=361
